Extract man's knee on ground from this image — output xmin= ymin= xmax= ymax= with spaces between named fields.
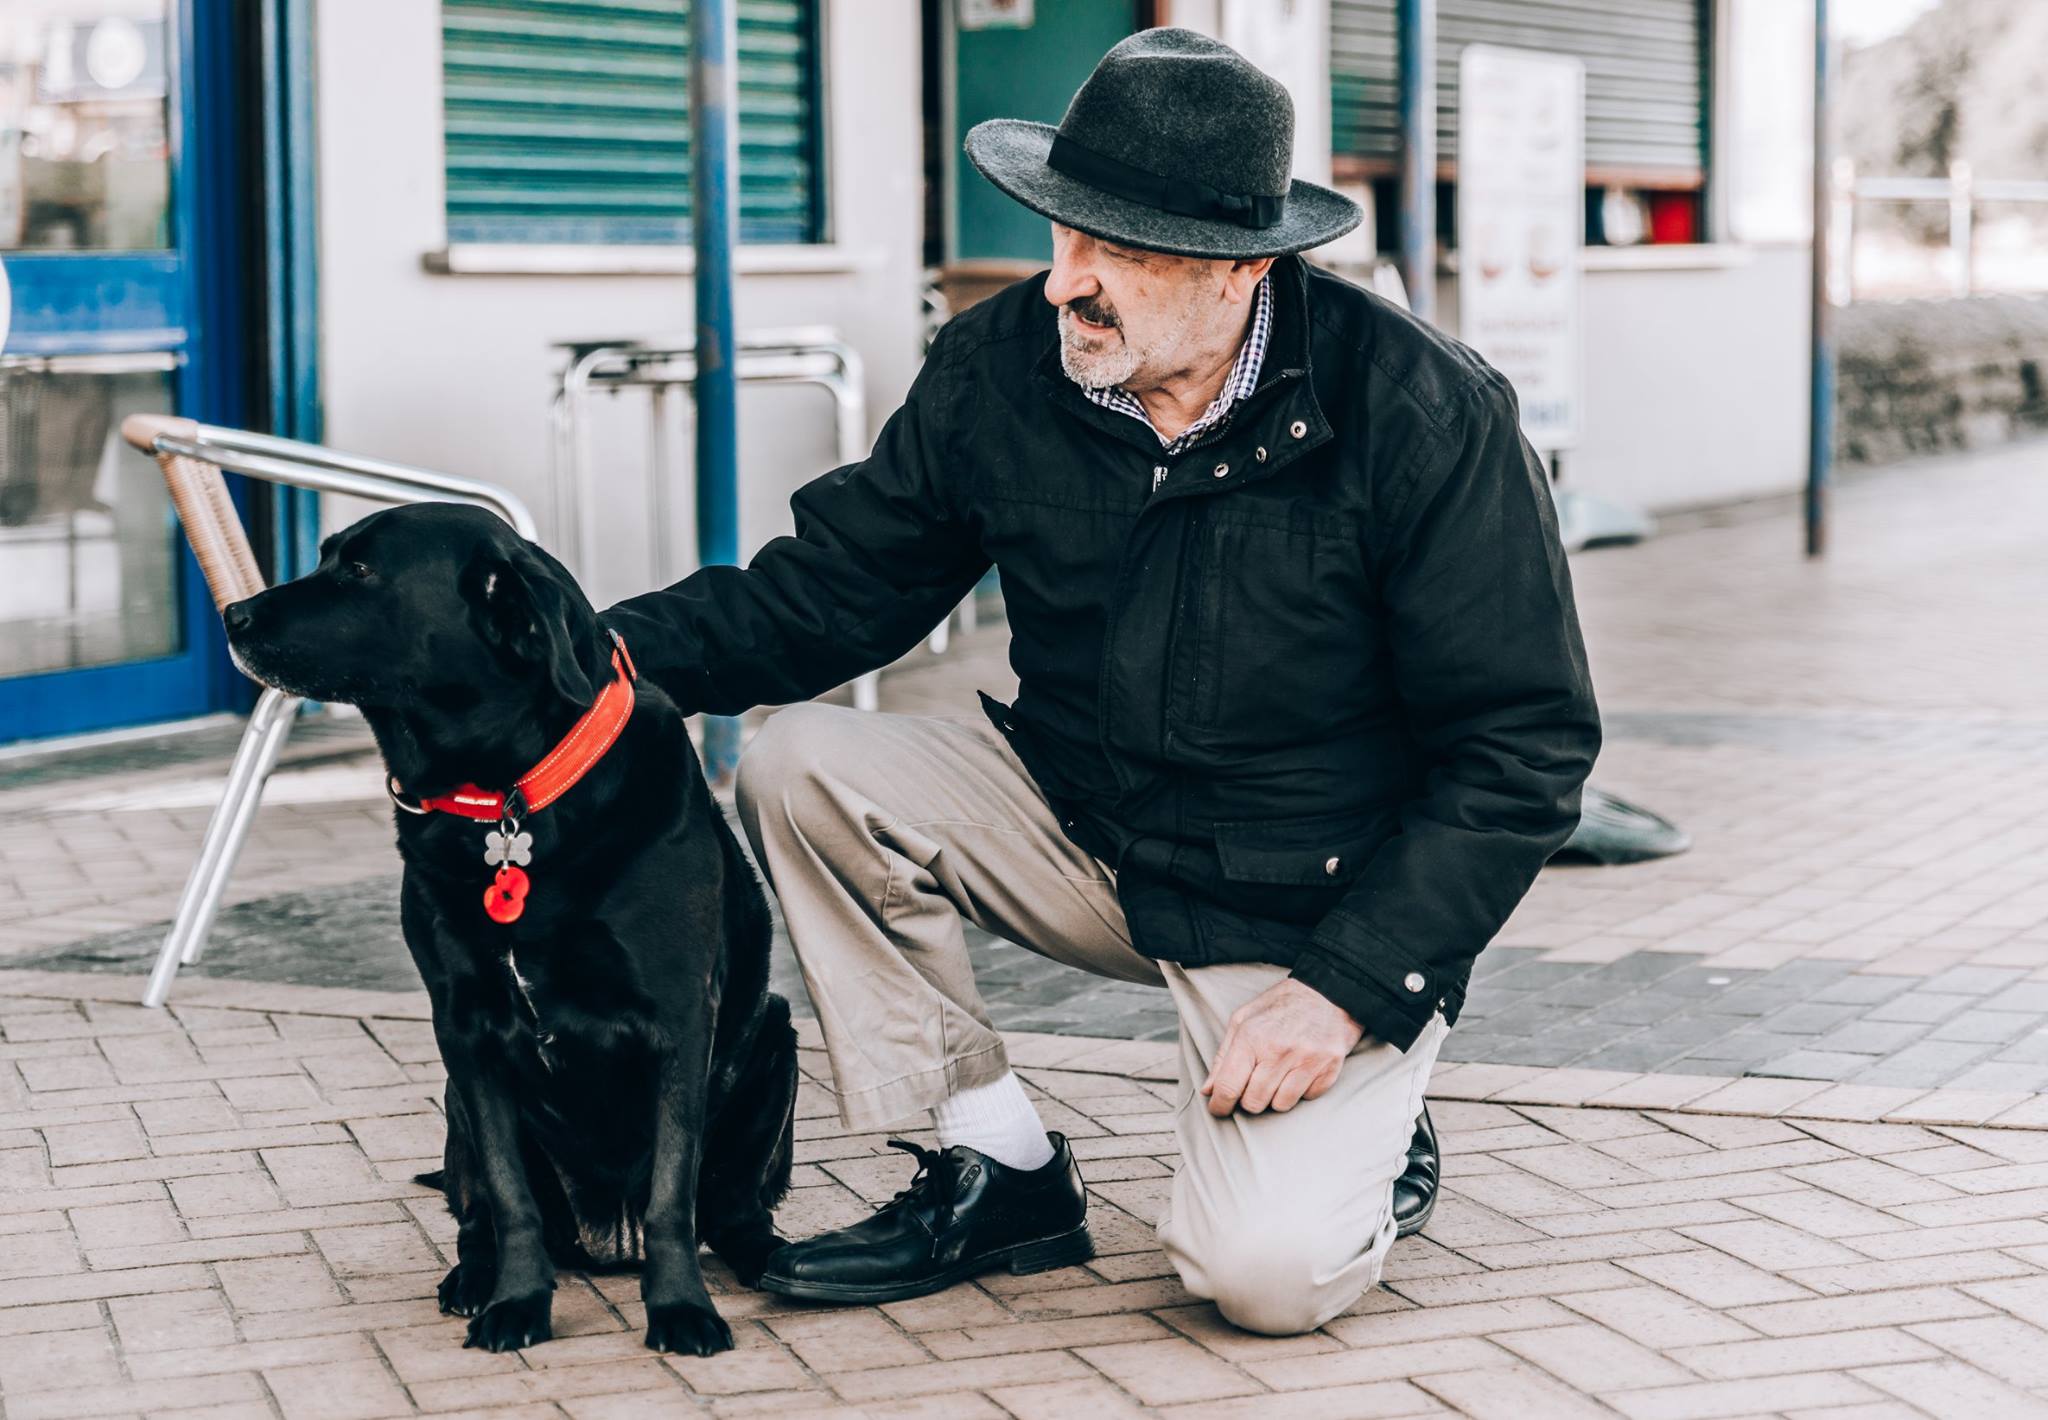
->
xmin=1181 ymin=1222 xmax=1371 ymax=1337
xmin=734 ymin=702 xmax=862 ymax=824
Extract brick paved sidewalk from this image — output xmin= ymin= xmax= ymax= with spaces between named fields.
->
xmin=8 ymin=972 xmax=2048 ymax=1419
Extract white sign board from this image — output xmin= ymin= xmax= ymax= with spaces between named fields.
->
xmin=1456 ymin=45 xmax=1584 ymax=451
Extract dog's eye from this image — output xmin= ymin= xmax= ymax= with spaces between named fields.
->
xmin=343 ymin=561 xmax=374 ymax=581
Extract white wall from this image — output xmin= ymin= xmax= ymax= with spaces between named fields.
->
xmin=312 ymin=0 xmax=926 ymax=608
xmin=1422 ymin=0 xmax=1817 ymax=516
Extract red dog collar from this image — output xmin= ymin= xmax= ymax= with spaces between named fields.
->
xmin=401 ymin=631 xmax=639 ymax=821
xmin=387 ymin=630 xmax=638 ymax=925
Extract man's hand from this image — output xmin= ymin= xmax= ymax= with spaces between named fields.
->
xmin=1199 ymin=979 xmax=1364 ymax=1117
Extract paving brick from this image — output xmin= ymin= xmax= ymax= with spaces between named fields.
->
xmin=0 ymin=1298 xmax=104 ymax=1339
xmin=410 ymin=1360 xmax=679 ymax=1410
xmin=1728 ymin=1285 xmax=1996 ymax=1337
xmin=264 ymin=1357 xmax=417 ymax=1420
xmin=828 ymin=1351 xmax=1094 ymax=1404
xmin=1782 ymin=1249 xmax=2035 ymax=1295
xmin=67 ymin=1198 xmax=184 ymax=1250
xmin=761 ymin=1308 xmax=929 ymax=1372
xmin=1617 ymin=1249 xmax=1815 ymax=1307
xmin=126 ymin=1333 xmax=378 ymax=1379
xmin=1555 ymin=1286 xmax=1758 ymax=1348
xmin=1490 ymin=1323 xmax=1697 ymax=1391
xmin=1784 ymin=1157 xmax=1965 ymax=1207
xmin=105 ymin=1287 xmax=237 ymax=1351
xmin=39 ymin=1117 xmax=148 ymax=1167
xmin=982 ymin=1378 xmax=1154 ymax=1419
xmin=920 ymin=1311 xmax=1167 ymax=1359
xmin=1154 ymin=1381 xmax=1442 ymax=1419
xmin=1388 ymin=1260 xmax=1638 ymax=1308
xmin=1071 ymin=1337 xmax=1267 ymax=1406
xmin=1904 ymin=1314 xmax=2048 ymax=1387
xmin=1669 ymin=1327 xmax=1938 ymax=1379
xmin=311 ymin=1221 xmax=442 ymax=1277
xmin=5 ymin=1371 xmax=267 ymax=1420
xmin=215 ymin=1254 xmax=348 ymax=1312
xmin=1415 ymin=1363 xmax=1621 ymax=1420
xmin=1852 ymin=1358 xmax=2048 ymax=1420
xmin=0 ymin=1261 xmax=211 ymax=1308
xmin=0 ymin=1326 xmax=126 ymax=1393
xmin=1606 ymin=1373 xmax=1881 ymax=1419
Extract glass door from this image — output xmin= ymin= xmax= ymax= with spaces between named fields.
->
xmin=0 ymin=0 xmax=244 ymax=742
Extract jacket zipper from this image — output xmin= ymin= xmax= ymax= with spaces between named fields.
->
xmin=1164 ymin=508 xmax=1201 ymax=754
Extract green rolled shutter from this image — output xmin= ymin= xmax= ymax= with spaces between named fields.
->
xmin=442 ymin=0 xmax=822 ymax=245
xmin=1332 ymin=0 xmax=1705 ymax=186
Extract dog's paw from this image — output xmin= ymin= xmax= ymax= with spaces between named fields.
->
xmin=437 ymin=1262 xmax=495 ymax=1318
xmin=644 ymin=1301 xmax=733 ymax=1356
xmin=464 ymin=1292 xmax=552 ymax=1352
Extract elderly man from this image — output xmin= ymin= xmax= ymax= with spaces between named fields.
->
xmin=606 ymin=28 xmax=1599 ymax=1334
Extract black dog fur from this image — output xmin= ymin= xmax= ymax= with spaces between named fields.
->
xmin=224 ymin=504 xmax=795 ymax=1356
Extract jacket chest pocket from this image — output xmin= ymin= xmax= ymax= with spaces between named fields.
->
xmin=1169 ymin=515 xmax=1380 ymax=746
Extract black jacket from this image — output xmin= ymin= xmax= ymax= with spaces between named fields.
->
xmin=606 ymin=255 xmax=1601 ymax=1050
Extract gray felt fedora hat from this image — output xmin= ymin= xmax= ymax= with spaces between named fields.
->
xmin=964 ymin=27 xmax=1362 ymax=260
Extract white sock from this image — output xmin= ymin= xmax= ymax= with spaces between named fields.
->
xmin=932 ymin=1072 xmax=1056 ymax=1171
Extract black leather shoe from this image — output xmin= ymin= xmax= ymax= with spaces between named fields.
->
xmin=1393 ymin=1104 xmax=1439 ymax=1238
xmin=756 ymin=1134 xmax=1093 ymax=1304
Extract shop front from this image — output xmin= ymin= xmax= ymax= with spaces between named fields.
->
xmin=0 ymin=0 xmax=302 ymax=744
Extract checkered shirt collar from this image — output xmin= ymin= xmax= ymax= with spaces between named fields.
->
xmin=1076 ymin=273 xmax=1273 ymax=454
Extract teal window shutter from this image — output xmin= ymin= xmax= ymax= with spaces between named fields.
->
xmin=442 ymin=0 xmax=823 ymax=245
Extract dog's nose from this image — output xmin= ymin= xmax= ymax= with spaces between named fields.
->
xmin=222 ymin=601 xmax=254 ymax=637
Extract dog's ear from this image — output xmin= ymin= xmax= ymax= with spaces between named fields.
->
xmin=463 ymin=548 xmax=597 ymax=706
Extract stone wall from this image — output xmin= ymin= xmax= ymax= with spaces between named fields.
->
xmin=1837 ymin=294 xmax=2048 ymax=464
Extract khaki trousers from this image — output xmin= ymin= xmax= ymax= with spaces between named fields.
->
xmin=735 ymin=704 xmax=1447 ymax=1335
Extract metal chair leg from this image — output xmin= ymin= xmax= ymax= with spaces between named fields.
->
xmin=181 ymin=689 xmax=297 ymax=967
xmin=142 ymin=688 xmax=298 ymax=1007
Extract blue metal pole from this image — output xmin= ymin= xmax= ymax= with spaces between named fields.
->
xmin=691 ymin=0 xmax=743 ymax=779
xmin=1808 ymin=0 xmax=1832 ymax=558
xmin=1398 ymin=0 xmax=1437 ymax=323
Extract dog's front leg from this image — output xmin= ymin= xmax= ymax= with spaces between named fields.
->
xmin=441 ymin=1053 xmax=556 ymax=1352
xmin=641 ymin=1039 xmax=732 ymax=1356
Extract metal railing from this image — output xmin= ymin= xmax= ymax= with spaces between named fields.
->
xmin=549 ymin=328 xmax=962 ymax=714
xmin=1832 ymin=160 xmax=2048 ymax=301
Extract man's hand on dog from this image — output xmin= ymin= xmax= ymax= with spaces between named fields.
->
xmin=1200 ymin=979 xmax=1363 ymax=1117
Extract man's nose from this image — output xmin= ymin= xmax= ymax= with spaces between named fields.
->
xmin=1043 ymin=237 xmax=1098 ymax=309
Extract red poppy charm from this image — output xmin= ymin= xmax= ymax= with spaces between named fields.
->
xmin=484 ymin=865 xmax=530 ymax=924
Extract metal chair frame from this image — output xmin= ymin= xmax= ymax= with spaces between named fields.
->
xmin=122 ymin=415 xmax=537 ymax=1007
xmin=549 ymin=329 xmax=964 ymax=711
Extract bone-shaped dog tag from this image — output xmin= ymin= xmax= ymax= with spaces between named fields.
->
xmin=484 ymin=830 xmax=533 ymax=867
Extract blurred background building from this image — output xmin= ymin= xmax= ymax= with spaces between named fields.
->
xmin=1 ymin=0 xmax=2042 ymax=745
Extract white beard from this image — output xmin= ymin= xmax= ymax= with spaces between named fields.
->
xmin=1058 ymin=307 xmax=1142 ymax=388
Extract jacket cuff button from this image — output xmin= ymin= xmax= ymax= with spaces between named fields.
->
xmin=1323 ymin=855 xmax=1341 ymax=875
xmin=1403 ymin=972 xmax=1426 ymax=993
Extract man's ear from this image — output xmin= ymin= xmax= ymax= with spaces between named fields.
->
xmin=462 ymin=548 xmax=597 ymax=706
xmin=1227 ymin=255 xmax=1276 ymax=303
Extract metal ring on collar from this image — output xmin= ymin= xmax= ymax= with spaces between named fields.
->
xmin=385 ymin=775 xmax=430 ymax=815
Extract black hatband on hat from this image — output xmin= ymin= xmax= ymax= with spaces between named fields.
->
xmin=1046 ymin=135 xmax=1285 ymax=232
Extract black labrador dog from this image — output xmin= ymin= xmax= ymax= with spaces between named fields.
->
xmin=223 ymin=503 xmax=795 ymax=1356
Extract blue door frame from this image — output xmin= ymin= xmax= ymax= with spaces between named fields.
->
xmin=1 ymin=0 xmax=316 ymax=744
